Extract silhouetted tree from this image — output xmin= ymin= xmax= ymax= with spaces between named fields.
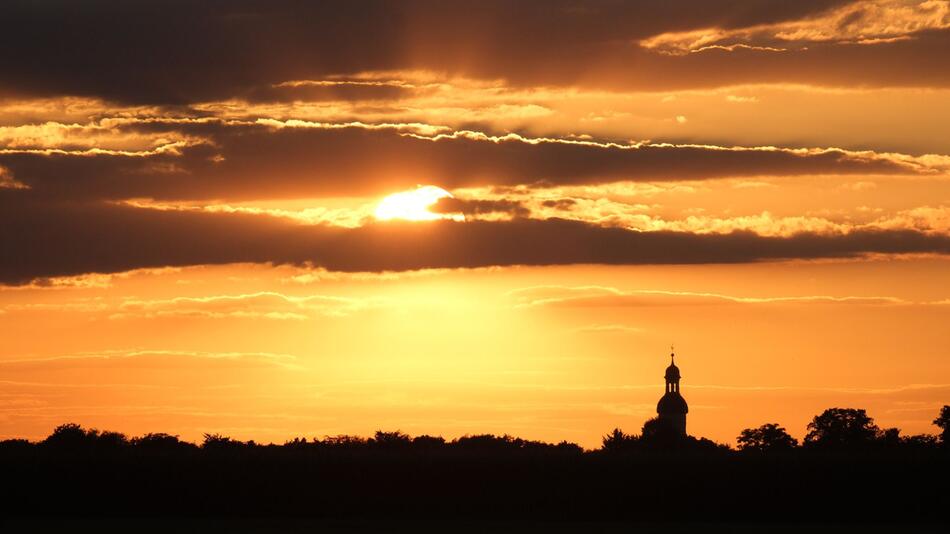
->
xmin=40 ymin=423 xmax=129 ymax=452
xmin=640 ymin=416 xmax=682 ymax=448
xmin=694 ymin=437 xmax=732 ymax=453
xmin=601 ymin=428 xmax=638 ymax=452
xmin=934 ymin=405 xmax=950 ymax=445
xmin=42 ymin=423 xmax=89 ymax=449
xmin=411 ymin=435 xmax=446 ymax=449
xmin=878 ymin=427 xmax=902 ymax=448
xmin=202 ymin=433 xmax=243 ymax=451
xmin=320 ymin=435 xmax=368 ymax=449
xmin=96 ymin=430 xmax=130 ymax=448
xmin=133 ymin=432 xmax=194 ymax=453
xmin=900 ymin=434 xmax=938 ymax=448
xmin=447 ymin=434 xmax=579 ymax=454
xmin=452 ymin=434 xmax=521 ymax=452
xmin=804 ymin=408 xmax=880 ymax=449
xmin=736 ymin=423 xmax=798 ymax=452
xmin=554 ymin=440 xmax=584 ymax=454
xmin=283 ymin=437 xmax=310 ymax=449
xmin=0 ymin=438 xmax=32 ymax=454
xmin=372 ymin=430 xmax=411 ymax=449
xmin=4 ymin=418 xmax=949 ymax=523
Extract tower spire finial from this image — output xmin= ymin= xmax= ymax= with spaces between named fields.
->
xmin=670 ymin=343 xmax=675 ymax=363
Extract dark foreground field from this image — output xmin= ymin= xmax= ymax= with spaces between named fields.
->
xmin=2 ymin=519 xmax=948 ymax=534
xmin=3 ymin=411 xmax=949 ymax=528
xmin=2 ymin=443 xmax=947 ymax=526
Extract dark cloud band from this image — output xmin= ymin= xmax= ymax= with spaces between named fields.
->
xmin=1 ymin=123 xmax=930 ymax=201
xmin=3 ymin=199 xmax=949 ymax=285
xmin=4 ymin=1 xmax=934 ymax=105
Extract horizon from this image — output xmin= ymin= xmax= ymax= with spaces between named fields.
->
xmin=2 ymin=0 xmax=949 ymax=451
xmin=8 ymin=401 xmax=947 ymax=450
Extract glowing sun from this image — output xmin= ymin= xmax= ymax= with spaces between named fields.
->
xmin=374 ymin=185 xmax=464 ymax=222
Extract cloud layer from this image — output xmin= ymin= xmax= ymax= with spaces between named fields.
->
xmin=1 ymin=1 xmax=950 ymax=284
xmin=3 ymin=121 xmax=944 ymax=202
xmin=4 ymin=199 xmax=950 ymax=285
xmin=5 ymin=1 xmax=950 ymax=104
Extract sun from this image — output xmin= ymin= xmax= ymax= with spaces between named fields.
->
xmin=374 ymin=185 xmax=464 ymax=222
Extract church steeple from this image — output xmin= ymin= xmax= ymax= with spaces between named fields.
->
xmin=657 ymin=346 xmax=688 ymax=436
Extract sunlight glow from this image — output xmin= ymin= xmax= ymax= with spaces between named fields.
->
xmin=374 ymin=185 xmax=464 ymax=222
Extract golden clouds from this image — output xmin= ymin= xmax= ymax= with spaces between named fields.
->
xmin=0 ymin=165 xmax=28 ymax=189
xmin=112 ymin=292 xmax=387 ymax=320
xmin=8 ymin=80 xmax=950 ymax=168
xmin=507 ymin=285 xmax=910 ymax=309
xmin=117 ymin=198 xmax=376 ymax=228
xmin=0 ymin=121 xmax=202 ymax=154
xmin=0 ymin=93 xmax=948 ymax=285
xmin=641 ymin=0 xmax=950 ymax=54
xmin=445 ymin=180 xmax=950 ymax=238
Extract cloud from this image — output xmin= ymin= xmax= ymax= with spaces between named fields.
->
xmin=508 ymin=285 xmax=909 ymax=309
xmin=541 ymin=206 xmax=950 ymax=237
xmin=431 ymin=197 xmax=530 ymax=219
xmin=426 ymin=187 xmax=950 ymax=239
xmin=0 ymin=268 xmax=183 ymax=292
xmin=0 ymin=1 xmax=858 ymax=104
xmin=110 ymin=291 xmax=385 ymax=320
xmin=3 ymin=121 xmax=944 ymax=202
xmin=641 ymin=0 xmax=950 ymax=54
xmin=0 ymin=120 xmax=203 ymax=152
xmin=574 ymin=324 xmax=645 ymax=335
xmin=0 ymin=349 xmax=301 ymax=371
xmin=713 ymin=383 xmax=950 ymax=394
xmin=117 ymin=198 xmax=376 ymax=228
xmin=616 ymin=27 xmax=950 ymax=91
xmin=0 ymin=165 xmax=28 ymax=190
xmin=0 ymin=1 xmax=948 ymax=293
xmin=540 ymin=198 xmax=577 ymax=211
xmin=868 ymin=205 xmax=950 ymax=233
xmin=726 ymin=94 xmax=759 ymax=103
xmin=3 ymin=200 xmax=950 ymax=285
xmin=242 ymin=79 xmax=419 ymax=103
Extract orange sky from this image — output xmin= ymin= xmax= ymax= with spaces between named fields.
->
xmin=1 ymin=0 xmax=949 ymax=448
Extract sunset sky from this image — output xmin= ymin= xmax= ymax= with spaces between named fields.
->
xmin=2 ymin=0 xmax=949 ymax=447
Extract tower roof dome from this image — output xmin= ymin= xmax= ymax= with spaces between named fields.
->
xmin=657 ymin=391 xmax=689 ymax=414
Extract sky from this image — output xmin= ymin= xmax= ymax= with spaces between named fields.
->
xmin=1 ymin=0 xmax=949 ymax=448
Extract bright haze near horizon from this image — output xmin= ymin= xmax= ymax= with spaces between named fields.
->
xmin=1 ymin=0 xmax=949 ymax=448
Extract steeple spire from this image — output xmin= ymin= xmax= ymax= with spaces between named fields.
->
xmin=658 ymin=346 xmax=688 ymax=436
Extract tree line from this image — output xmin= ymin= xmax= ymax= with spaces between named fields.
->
xmin=2 ymin=405 xmax=947 ymax=455
xmin=1 ymin=405 xmax=947 ymax=522
xmin=604 ymin=405 xmax=950 ymax=453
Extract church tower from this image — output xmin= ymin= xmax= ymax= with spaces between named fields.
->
xmin=656 ymin=348 xmax=688 ymax=436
